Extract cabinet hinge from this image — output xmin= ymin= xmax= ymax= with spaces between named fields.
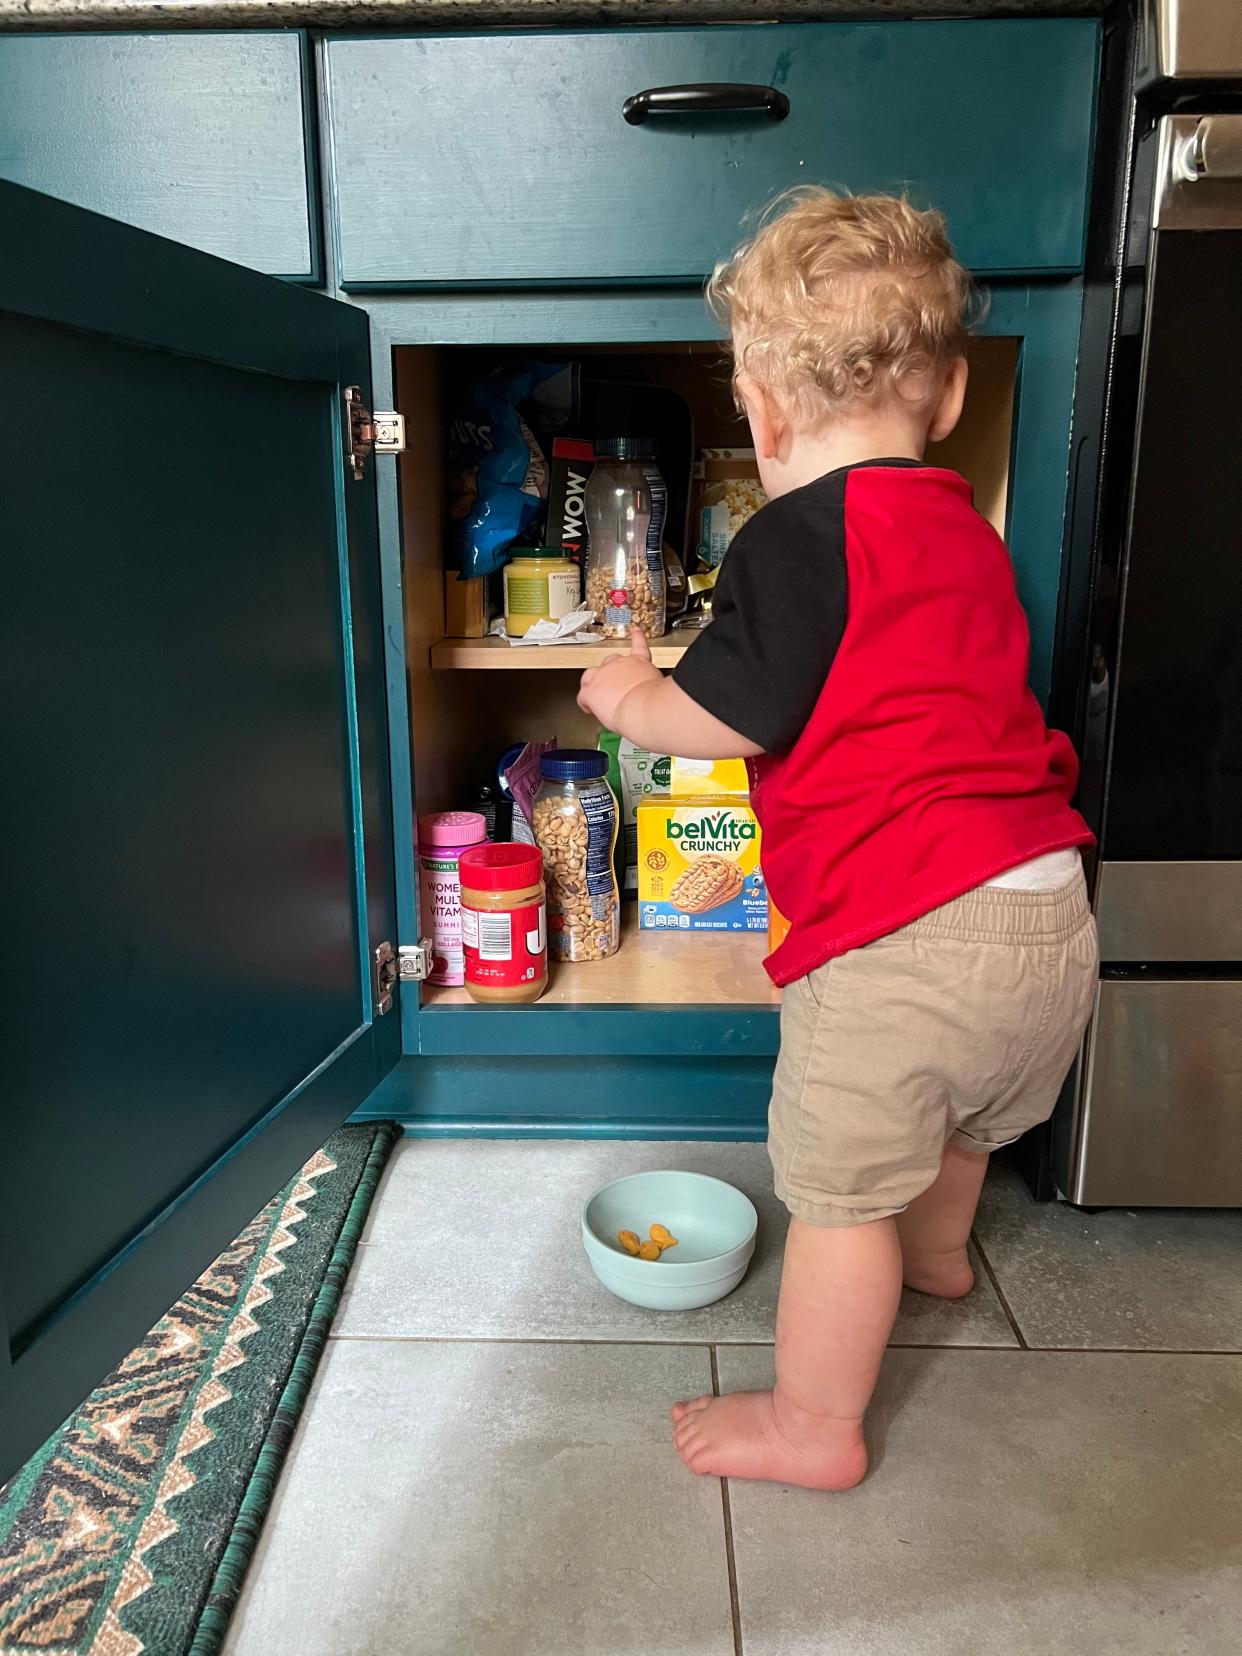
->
xmin=373 ymin=941 xmax=398 ymax=1015
xmin=344 ymin=386 xmax=405 ymax=481
xmin=398 ymin=941 xmax=437 ymax=982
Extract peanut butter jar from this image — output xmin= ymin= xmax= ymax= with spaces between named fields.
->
xmin=458 ymin=844 xmax=548 ymax=1005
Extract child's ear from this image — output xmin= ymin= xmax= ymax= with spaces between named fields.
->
xmin=927 ymin=357 xmax=968 ymax=444
xmin=736 ymin=372 xmax=782 ymax=460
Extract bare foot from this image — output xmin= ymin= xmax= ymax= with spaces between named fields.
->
xmin=671 ymin=1390 xmax=867 ymax=1490
xmin=902 ymin=1245 xmax=975 ymax=1300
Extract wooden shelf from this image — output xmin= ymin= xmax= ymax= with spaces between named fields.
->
xmin=430 ymin=634 xmax=690 ymax=671
xmin=421 ymin=905 xmax=777 ymax=1008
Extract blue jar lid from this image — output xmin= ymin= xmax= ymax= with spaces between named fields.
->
xmin=540 ymin=749 xmax=609 ymax=782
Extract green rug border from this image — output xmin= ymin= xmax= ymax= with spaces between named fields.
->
xmin=187 ymin=1119 xmax=401 ymax=1656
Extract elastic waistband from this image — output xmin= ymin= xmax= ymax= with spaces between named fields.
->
xmin=907 ymin=869 xmax=1091 ymax=945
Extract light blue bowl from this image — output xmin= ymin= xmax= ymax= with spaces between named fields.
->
xmin=582 ymin=1170 xmax=758 ymax=1311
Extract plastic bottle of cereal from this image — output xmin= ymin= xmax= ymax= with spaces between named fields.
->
xmin=532 ymin=751 xmax=620 ymax=961
xmin=458 ymin=843 xmax=547 ymax=1004
xmin=417 ymin=811 xmax=487 ymax=986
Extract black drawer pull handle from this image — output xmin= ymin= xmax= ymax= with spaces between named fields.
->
xmin=622 ymin=84 xmax=791 ymax=126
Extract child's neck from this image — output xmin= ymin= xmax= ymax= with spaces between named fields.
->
xmin=764 ymin=411 xmax=930 ymax=500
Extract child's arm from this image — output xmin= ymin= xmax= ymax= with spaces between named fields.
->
xmin=578 ymin=630 xmax=763 ymax=760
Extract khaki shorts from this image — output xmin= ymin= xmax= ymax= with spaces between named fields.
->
xmin=768 ymin=872 xmax=1099 ymax=1227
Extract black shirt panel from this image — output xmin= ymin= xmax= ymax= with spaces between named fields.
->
xmin=673 ymin=459 xmax=921 ymax=754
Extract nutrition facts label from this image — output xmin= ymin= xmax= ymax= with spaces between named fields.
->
xmin=582 ymin=787 xmax=617 ymax=920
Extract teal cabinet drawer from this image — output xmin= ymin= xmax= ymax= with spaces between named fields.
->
xmin=325 ymin=20 xmax=1098 ymax=289
xmin=0 ymin=33 xmax=318 ymax=279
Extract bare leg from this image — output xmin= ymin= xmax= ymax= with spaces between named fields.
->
xmin=672 ymin=1216 xmax=902 ymax=1489
xmin=897 ymin=1143 xmax=989 ymax=1299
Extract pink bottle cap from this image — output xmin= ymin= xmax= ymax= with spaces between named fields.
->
xmin=418 ymin=811 xmax=487 ymax=847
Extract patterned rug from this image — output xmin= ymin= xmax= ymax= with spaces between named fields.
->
xmin=0 ymin=1121 xmax=399 ymax=1656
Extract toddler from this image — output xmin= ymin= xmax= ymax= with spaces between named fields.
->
xmin=577 ymin=189 xmax=1098 ymax=1491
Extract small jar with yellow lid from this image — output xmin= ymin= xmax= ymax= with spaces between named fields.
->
xmin=503 ymin=547 xmax=580 ymax=637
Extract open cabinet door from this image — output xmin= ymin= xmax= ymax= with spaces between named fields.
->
xmin=0 ymin=183 xmax=401 ymax=1481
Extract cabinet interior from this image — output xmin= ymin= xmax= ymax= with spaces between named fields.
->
xmin=394 ymin=336 xmax=1018 ymax=1010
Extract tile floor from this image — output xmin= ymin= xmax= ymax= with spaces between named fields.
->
xmin=224 ymin=1141 xmax=1242 ymax=1656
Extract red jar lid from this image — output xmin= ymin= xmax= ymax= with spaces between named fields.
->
xmin=459 ymin=842 xmax=544 ymax=892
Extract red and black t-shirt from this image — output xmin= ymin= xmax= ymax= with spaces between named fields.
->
xmin=674 ymin=460 xmax=1094 ymax=986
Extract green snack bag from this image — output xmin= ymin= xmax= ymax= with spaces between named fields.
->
xmin=598 ymin=728 xmax=627 ymax=889
xmin=600 ymin=727 xmax=623 ymax=808
xmin=599 ymin=728 xmax=672 ymax=891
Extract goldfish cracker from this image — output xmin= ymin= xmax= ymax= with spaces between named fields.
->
xmin=650 ymin=1224 xmax=679 ymax=1250
xmin=618 ymin=1230 xmax=641 ymax=1256
xmin=638 ymin=1240 xmax=662 ymax=1262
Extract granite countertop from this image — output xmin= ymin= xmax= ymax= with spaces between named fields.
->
xmin=0 ymin=0 xmax=1105 ymax=33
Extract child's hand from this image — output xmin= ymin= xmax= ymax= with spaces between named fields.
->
xmin=578 ymin=627 xmax=663 ymax=728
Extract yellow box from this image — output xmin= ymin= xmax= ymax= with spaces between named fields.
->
xmin=636 ymin=796 xmax=766 ymax=933
xmin=668 ymin=757 xmax=751 ymax=798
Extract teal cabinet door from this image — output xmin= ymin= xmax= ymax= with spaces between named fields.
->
xmin=325 ymin=19 xmax=1098 ymax=288
xmin=0 ymin=33 xmax=320 ymax=280
xmin=0 ymin=182 xmax=398 ymax=1482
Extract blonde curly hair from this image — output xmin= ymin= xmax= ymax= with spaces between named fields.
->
xmin=707 ymin=188 xmax=975 ymax=424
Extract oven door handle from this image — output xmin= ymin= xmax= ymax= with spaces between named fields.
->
xmin=1177 ymin=114 xmax=1242 ymax=181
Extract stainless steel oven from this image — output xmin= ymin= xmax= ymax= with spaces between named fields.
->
xmin=1054 ymin=10 xmax=1242 ymax=1205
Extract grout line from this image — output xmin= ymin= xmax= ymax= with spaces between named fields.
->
xmin=327 ymin=1333 xmax=718 ymax=1348
xmin=711 ymin=1348 xmax=745 ymax=1656
xmin=720 ymin=1477 xmax=745 ymax=1656
xmin=971 ymin=1230 xmax=1029 ymax=1349
xmin=325 ymin=1332 xmax=1242 ymax=1357
xmin=850 ymin=1341 xmax=1239 ymax=1356
xmin=325 ymin=1332 xmax=1027 ymax=1351
xmin=884 ymin=1339 xmax=1028 ymax=1351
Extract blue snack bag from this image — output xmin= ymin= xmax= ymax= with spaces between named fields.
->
xmin=448 ymin=362 xmax=571 ymax=580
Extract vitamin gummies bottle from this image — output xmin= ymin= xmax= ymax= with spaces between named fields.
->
xmin=584 ymin=439 xmax=666 ymax=640
xmin=531 ymin=750 xmax=620 ymax=961
xmin=416 ymin=810 xmax=488 ymax=986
